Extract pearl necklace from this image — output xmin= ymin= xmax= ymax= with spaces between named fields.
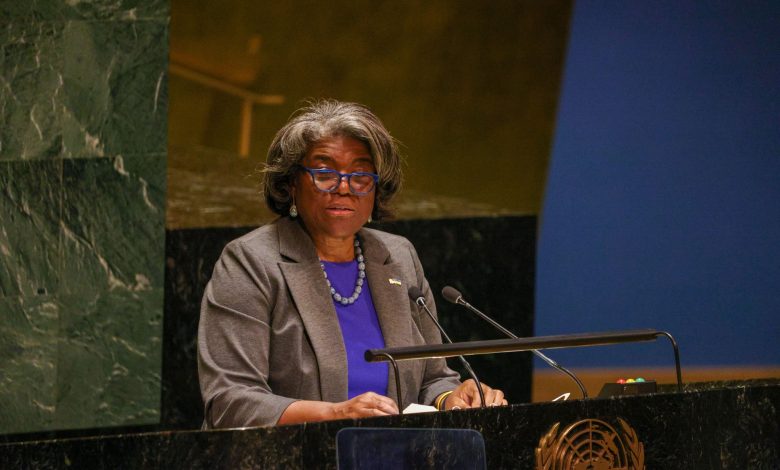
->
xmin=320 ymin=237 xmax=366 ymax=305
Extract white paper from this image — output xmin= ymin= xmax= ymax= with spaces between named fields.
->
xmin=402 ymin=403 xmax=438 ymax=414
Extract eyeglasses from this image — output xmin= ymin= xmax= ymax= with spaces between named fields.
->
xmin=300 ymin=166 xmax=379 ymax=195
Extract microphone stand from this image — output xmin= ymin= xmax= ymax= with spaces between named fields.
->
xmin=366 ymin=329 xmax=684 ymax=393
xmin=374 ymin=352 xmax=404 ymax=412
xmin=413 ymin=296 xmax=487 ymax=408
xmin=443 ymin=287 xmax=589 ymax=398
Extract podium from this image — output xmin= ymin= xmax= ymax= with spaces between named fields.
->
xmin=2 ymin=380 xmax=778 ymax=468
xmin=337 ymin=428 xmax=486 ymax=469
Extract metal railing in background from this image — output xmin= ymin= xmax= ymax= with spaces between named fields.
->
xmin=169 ymin=62 xmax=284 ymax=157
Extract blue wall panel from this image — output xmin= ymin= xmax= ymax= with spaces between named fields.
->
xmin=537 ymin=2 xmax=780 ymax=367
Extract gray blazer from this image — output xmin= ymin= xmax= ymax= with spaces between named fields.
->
xmin=198 ymin=217 xmax=461 ymax=428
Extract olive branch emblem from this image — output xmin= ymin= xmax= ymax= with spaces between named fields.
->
xmin=535 ymin=418 xmax=646 ymax=469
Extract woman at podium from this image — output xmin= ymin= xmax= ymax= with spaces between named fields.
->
xmin=197 ymin=100 xmax=506 ymax=428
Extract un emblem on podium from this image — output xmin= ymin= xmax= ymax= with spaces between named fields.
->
xmin=535 ymin=418 xmax=645 ymax=469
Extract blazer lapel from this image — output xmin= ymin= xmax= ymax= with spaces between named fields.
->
xmin=361 ymin=229 xmax=416 ymax=405
xmin=276 ymin=218 xmax=348 ymax=403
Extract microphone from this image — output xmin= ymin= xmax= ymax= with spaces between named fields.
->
xmin=441 ymin=285 xmax=589 ymax=399
xmin=407 ymin=286 xmax=486 ymax=408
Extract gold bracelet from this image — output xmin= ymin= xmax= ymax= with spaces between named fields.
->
xmin=435 ymin=391 xmax=453 ymax=411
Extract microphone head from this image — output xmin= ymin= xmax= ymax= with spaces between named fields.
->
xmin=407 ymin=286 xmax=425 ymax=302
xmin=441 ymin=286 xmax=463 ymax=304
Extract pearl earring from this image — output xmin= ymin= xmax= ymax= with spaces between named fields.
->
xmin=290 ymin=204 xmax=298 ymax=218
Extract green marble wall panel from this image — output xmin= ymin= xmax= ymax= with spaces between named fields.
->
xmin=54 ymin=288 xmax=163 ymax=429
xmin=0 ymin=21 xmax=64 ymax=161
xmin=53 ymin=155 xmax=165 ymax=429
xmin=0 ymin=160 xmax=62 ymax=298
xmin=60 ymin=156 xmax=166 ymax=294
xmin=61 ymin=21 xmax=168 ymax=158
xmin=0 ymin=296 xmax=58 ymax=434
xmin=0 ymin=0 xmax=168 ymax=434
xmin=1 ymin=0 xmax=168 ymax=21
xmin=1 ymin=19 xmax=168 ymax=161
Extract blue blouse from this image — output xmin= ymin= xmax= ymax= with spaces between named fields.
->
xmin=322 ymin=260 xmax=389 ymax=399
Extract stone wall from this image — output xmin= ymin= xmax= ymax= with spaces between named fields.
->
xmin=0 ymin=0 xmax=169 ymax=434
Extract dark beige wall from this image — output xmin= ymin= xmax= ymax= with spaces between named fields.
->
xmin=168 ymin=0 xmax=572 ymax=228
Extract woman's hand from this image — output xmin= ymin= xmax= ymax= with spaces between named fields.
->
xmin=278 ymin=392 xmax=399 ymax=425
xmin=332 ymin=392 xmax=400 ymax=419
xmin=444 ymin=379 xmax=507 ymax=410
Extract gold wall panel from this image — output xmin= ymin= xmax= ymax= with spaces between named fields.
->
xmin=168 ymin=0 xmax=573 ymax=228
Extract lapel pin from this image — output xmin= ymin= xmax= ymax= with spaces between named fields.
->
xmin=388 ymin=278 xmax=402 ymax=286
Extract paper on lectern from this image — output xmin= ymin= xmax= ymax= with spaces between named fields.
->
xmin=402 ymin=403 xmax=438 ymax=414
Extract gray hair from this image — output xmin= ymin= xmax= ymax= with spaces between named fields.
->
xmin=262 ymin=99 xmax=402 ymax=221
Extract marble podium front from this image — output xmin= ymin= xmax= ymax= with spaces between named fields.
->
xmin=2 ymin=381 xmax=778 ymax=469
